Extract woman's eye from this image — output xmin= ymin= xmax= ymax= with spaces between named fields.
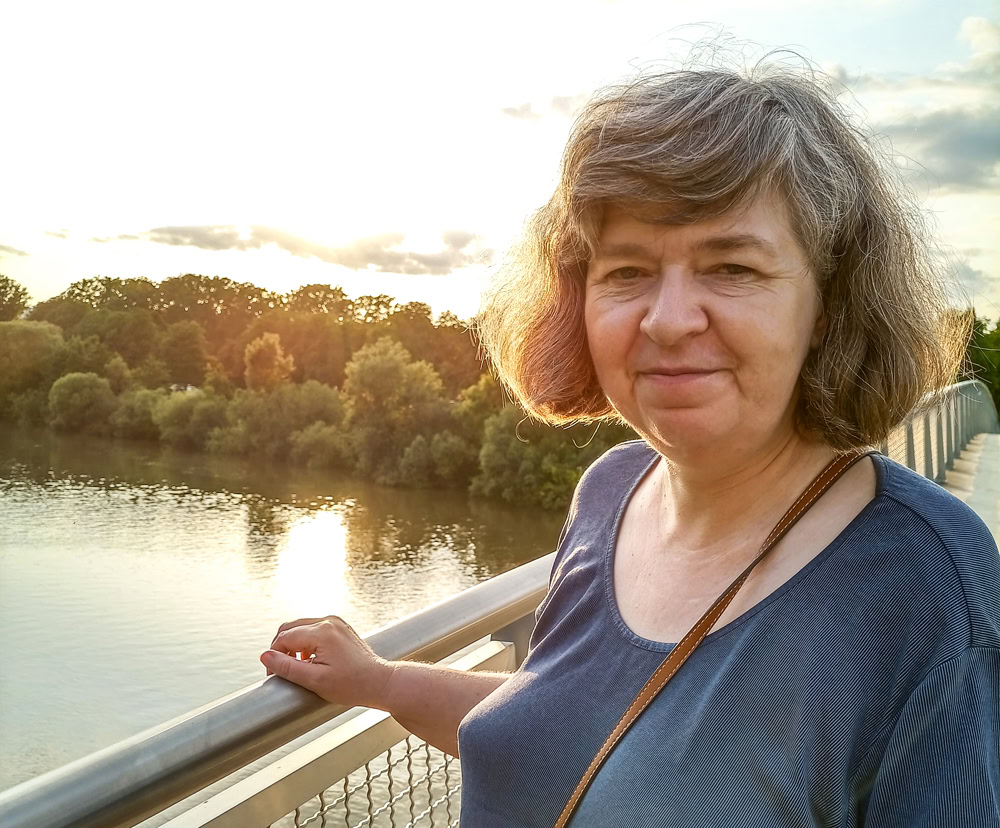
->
xmin=713 ymin=264 xmax=754 ymax=280
xmin=607 ymin=266 xmax=643 ymax=281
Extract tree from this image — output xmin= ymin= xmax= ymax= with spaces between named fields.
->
xmin=29 ymin=296 xmax=93 ymax=333
xmin=342 ymin=337 xmax=449 ymax=483
xmin=153 ymin=390 xmax=228 ymax=449
xmin=234 ymin=312 xmax=349 ymax=387
xmin=48 ymin=372 xmax=118 ymax=434
xmin=244 ymin=332 xmax=294 ymax=391
xmin=285 ymin=283 xmax=350 ymax=319
xmin=103 ymin=354 xmax=132 ymax=394
xmin=161 ymin=320 xmax=208 ymax=386
xmin=965 ymin=316 xmax=1000 ymax=410
xmin=0 ymin=320 xmax=66 ymax=400
xmin=0 ymin=275 xmax=30 ymax=321
xmin=74 ymin=309 xmax=162 ymax=367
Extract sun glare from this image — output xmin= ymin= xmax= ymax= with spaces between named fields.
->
xmin=274 ymin=509 xmax=351 ymax=618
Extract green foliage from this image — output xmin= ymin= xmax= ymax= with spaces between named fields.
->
xmin=59 ymin=335 xmax=114 ymax=377
xmin=472 ymin=408 xmax=636 ymax=509
xmin=103 ymin=355 xmax=132 ymax=394
xmin=134 ymin=356 xmax=171 ymax=389
xmin=160 ymin=321 xmax=208 ymax=386
xmin=75 ymin=309 xmax=162 ymax=367
xmin=29 ymin=296 xmax=94 ymax=333
xmin=48 ymin=372 xmax=118 ymax=434
xmin=965 ymin=316 xmax=1000 ymax=411
xmin=235 ymin=312 xmax=349 ymax=387
xmin=153 ymin=390 xmax=228 ymax=449
xmin=112 ymin=388 xmax=165 ymax=440
xmin=289 ymin=421 xmax=352 ymax=469
xmin=244 ymin=332 xmax=295 ymax=391
xmin=430 ymin=430 xmax=479 ymax=483
xmin=210 ymin=380 xmax=344 ymax=459
xmin=203 ymin=359 xmax=235 ymax=397
xmin=0 ymin=275 xmax=30 ymax=321
xmin=0 ymin=320 xmax=66 ymax=401
xmin=342 ymin=337 xmax=448 ymax=483
xmin=6 ymin=389 xmax=49 ymax=427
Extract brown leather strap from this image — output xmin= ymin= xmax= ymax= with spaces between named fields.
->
xmin=553 ymin=450 xmax=873 ymax=827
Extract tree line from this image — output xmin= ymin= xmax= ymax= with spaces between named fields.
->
xmin=0 ymin=273 xmax=634 ymax=509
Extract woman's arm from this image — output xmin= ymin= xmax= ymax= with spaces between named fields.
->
xmin=261 ymin=615 xmax=509 ymax=757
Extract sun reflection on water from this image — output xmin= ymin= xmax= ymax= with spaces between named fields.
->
xmin=274 ymin=509 xmax=351 ymax=618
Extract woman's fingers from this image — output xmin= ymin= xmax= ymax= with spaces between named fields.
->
xmin=271 ymin=624 xmax=324 ymax=657
xmin=270 ymin=616 xmax=339 ymax=647
xmin=260 ymin=650 xmax=320 ymax=692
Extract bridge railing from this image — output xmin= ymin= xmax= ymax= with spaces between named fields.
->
xmin=1 ymin=380 xmax=997 ymax=828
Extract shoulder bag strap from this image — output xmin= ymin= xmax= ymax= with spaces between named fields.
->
xmin=553 ymin=449 xmax=874 ymax=827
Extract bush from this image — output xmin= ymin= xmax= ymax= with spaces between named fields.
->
xmin=209 ymin=381 xmax=344 ymax=459
xmin=153 ymin=390 xmax=228 ymax=449
xmin=48 ymin=372 xmax=118 ymax=434
xmin=0 ymin=320 xmax=66 ymax=401
xmin=471 ymin=408 xmax=636 ymax=509
xmin=398 ymin=435 xmax=434 ymax=485
xmin=112 ymin=389 xmax=166 ymax=440
xmin=289 ymin=421 xmax=353 ymax=469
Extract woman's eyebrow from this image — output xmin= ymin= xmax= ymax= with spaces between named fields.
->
xmin=694 ymin=233 xmax=780 ymax=258
xmin=592 ymin=234 xmax=780 ymax=264
xmin=590 ymin=242 xmax=657 ymax=263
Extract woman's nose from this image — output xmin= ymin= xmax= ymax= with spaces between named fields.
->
xmin=638 ymin=269 xmax=709 ymax=345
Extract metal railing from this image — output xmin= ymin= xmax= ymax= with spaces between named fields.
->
xmin=1 ymin=380 xmax=997 ymax=828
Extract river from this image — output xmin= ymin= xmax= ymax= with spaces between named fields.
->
xmin=0 ymin=425 xmax=564 ymax=792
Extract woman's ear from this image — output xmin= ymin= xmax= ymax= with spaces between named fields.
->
xmin=810 ymin=308 xmax=827 ymax=349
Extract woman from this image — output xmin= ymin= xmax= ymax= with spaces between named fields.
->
xmin=261 ymin=64 xmax=1000 ymax=826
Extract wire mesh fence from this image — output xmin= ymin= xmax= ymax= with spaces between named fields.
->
xmin=273 ymin=736 xmax=461 ymax=828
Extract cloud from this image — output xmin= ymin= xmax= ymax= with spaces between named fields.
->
xmin=501 ymin=102 xmax=542 ymax=120
xmin=502 ymin=93 xmax=590 ymax=121
xmin=0 ymin=244 xmax=28 ymax=257
xmin=551 ymin=93 xmax=589 ymax=117
xmin=880 ymin=107 xmax=1000 ymax=191
xmin=135 ymin=225 xmax=488 ymax=275
xmin=45 ymin=229 xmax=69 ymax=239
xmin=90 ymin=234 xmax=140 ymax=242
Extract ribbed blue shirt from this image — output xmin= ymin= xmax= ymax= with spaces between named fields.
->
xmin=458 ymin=441 xmax=1000 ymax=826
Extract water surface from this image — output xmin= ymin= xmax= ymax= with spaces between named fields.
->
xmin=0 ymin=426 xmax=563 ymax=791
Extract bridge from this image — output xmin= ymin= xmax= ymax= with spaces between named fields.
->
xmin=1 ymin=380 xmax=998 ymax=828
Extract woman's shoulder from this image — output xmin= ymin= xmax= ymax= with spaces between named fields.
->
xmin=870 ymin=453 xmax=1000 ymax=646
xmin=576 ymin=439 xmax=658 ymax=493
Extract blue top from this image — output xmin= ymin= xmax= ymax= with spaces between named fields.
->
xmin=458 ymin=441 xmax=1000 ymax=827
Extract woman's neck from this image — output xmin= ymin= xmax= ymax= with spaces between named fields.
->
xmin=650 ymin=432 xmax=837 ymax=560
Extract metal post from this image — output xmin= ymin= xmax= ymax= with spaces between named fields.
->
xmin=934 ymin=406 xmax=946 ymax=482
xmin=922 ymin=412 xmax=934 ymax=479
xmin=945 ymin=392 xmax=954 ymax=470
xmin=904 ymin=418 xmax=916 ymax=471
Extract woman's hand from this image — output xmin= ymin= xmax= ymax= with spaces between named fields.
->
xmin=260 ymin=616 xmax=394 ymax=710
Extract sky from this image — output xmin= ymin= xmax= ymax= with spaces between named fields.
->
xmin=1 ymin=0 xmax=997 ymax=321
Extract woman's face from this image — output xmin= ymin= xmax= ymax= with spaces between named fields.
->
xmin=584 ymin=194 xmax=824 ymax=461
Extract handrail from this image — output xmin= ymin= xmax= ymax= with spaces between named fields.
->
xmin=0 ymin=553 xmax=554 ymax=828
xmin=1 ymin=379 xmax=996 ymax=828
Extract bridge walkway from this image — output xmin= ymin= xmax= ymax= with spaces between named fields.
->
xmin=942 ymin=432 xmax=1000 ymax=543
